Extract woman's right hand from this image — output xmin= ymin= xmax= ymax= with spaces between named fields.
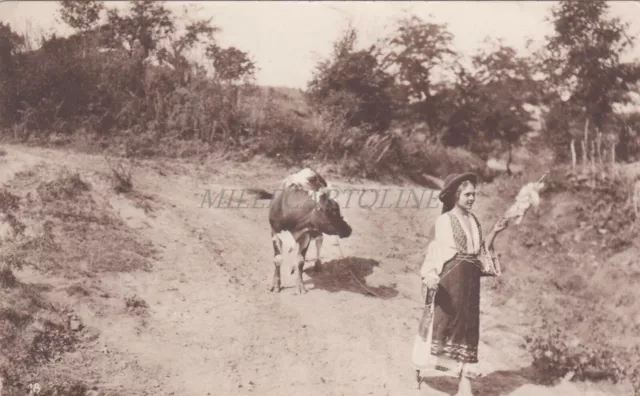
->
xmin=493 ymin=217 xmax=509 ymax=233
xmin=422 ymin=272 xmax=440 ymax=289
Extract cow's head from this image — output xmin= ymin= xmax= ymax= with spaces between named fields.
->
xmin=312 ymin=193 xmax=352 ymax=238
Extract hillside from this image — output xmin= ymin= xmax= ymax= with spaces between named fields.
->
xmin=0 ymin=143 xmax=635 ymax=396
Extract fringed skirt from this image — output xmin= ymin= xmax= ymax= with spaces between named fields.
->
xmin=412 ymin=253 xmax=481 ymax=377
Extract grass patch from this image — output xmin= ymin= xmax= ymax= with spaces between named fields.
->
xmin=105 ymin=157 xmax=135 ymax=194
xmin=0 ymin=188 xmax=21 ymax=213
xmin=0 ymin=278 xmax=83 ymax=396
xmin=36 ymin=172 xmax=89 ymax=202
xmin=124 ymin=294 xmax=148 ymax=317
xmin=2 ymin=170 xmax=158 ymax=278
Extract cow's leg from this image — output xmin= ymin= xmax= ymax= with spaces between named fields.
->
xmin=269 ymin=232 xmax=283 ymax=292
xmin=294 ymin=237 xmax=311 ymax=295
xmin=314 ymin=234 xmax=323 ymax=271
xmin=296 ymin=245 xmax=310 ymax=295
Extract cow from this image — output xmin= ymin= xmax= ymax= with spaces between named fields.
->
xmin=268 ymin=181 xmax=352 ymax=295
xmin=280 ymin=168 xmax=333 ymax=267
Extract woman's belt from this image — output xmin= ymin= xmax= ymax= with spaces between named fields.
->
xmin=454 ymin=253 xmax=479 ymax=260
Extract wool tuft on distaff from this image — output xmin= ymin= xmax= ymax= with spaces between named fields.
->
xmin=503 ymin=173 xmax=547 ymax=225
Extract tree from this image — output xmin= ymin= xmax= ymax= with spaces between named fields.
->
xmin=206 ymin=44 xmax=256 ymax=84
xmin=158 ymin=18 xmax=220 ymax=85
xmin=439 ymin=61 xmax=484 ymax=149
xmin=436 ymin=40 xmax=537 ymax=171
xmin=0 ymin=22 xmax=24 ymax=60
xmin=543 ymin=0 xmax=640 ymax=164
xmin=101 ymin=0 xmax=176 ymax=97
xmin=58 ymin=0 xmax=105 ymax=32
xmin=105 ymin=0 xmax=175 ymax=59
xmin=57 ymin=0 xmax=106 ymax=59
xmin=379 ymin=15 xmax=456 ymax=128
xmin=307 ymin=27 xmax=395 ymax=132
xmin=0 ymin=23 xmax=24 ymax=125
xmin=472 ymin=41 xmax=536 ymax=171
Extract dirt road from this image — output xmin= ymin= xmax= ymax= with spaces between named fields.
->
xmin=1 ymin=144 xmax=616 ymax=396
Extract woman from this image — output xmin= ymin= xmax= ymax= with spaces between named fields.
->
xmin=411 ymin=172 xmax=509 ymax=396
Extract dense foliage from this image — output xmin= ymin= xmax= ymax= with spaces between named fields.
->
xmin=1 ymin=1 xmax=639 ymax=178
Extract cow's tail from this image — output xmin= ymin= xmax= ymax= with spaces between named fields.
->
xmin=247 ymin=188 xmax=273 ymax=199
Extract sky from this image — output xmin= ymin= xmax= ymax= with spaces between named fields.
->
xmin=1 ymin=1 xmax=640 ymax=89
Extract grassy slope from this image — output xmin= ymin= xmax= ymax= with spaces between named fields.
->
xmin=479 ymin=159 xmax=639 ymax=390
xmin=0 ymin=152 xmax=158 ymax=396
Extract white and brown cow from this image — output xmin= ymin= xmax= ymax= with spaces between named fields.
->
xmin=280 ymin=168 xmax=333 ymax=266
xmin=268 ymin=168 xmax=351 ymax=294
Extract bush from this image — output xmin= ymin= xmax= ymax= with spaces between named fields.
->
xmin=13 ymin=35 xmax=122 ymax=135
xmin=546 ymin=167 xmax=638 ymax=254
xmin=525 ymin=325 xmax=627 ymax=385
xmin=245 ymin=100 xmax=492 ymax=183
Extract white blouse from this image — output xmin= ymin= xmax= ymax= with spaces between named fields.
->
xmin=420 ymin=211 xmax=497 ymax=279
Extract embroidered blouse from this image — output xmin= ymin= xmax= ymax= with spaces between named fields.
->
xmin=420 ymin=211 xmax=500 ymax=278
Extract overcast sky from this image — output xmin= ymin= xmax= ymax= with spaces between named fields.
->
xmin=2 ymin=1 xmax=640 ymax=89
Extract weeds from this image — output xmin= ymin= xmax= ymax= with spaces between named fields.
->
xmin=105 ymin=156 xmax=135 ymax=193
xmin=36 ymin=171 xmax=90 ymax=203
xmin=0 ymin=282 xmax=81 ymax=396
xmin=525 ymin=325 xmax=627 ymax=386
xmin=0 ymin=266 xmax=17 ymax=288
xmin=29 ymin=320 xmax=78 ymax=365
xmin=0 ymin=189 xmax=20 ymax=212
xmin=547 ymin=168 xmax=638 ymax=254
xmin=124 ymin=294 xmax=148 ymax=316
xmin=38 ymin=382 xmax=88 ymax=396
xmin=0 ymin=367 xmax=89 ymax=396
xmin=3 ymin=213 xmax=26 ymax=237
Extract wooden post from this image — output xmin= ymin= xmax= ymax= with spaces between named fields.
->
xmin=591 ymin=140 xmax=596 ymax=180
xmin=582 ymin=118 xmax=590 ymax=168
xmin=596 ymin=128 xmax=602 ymax=167
xmin=506 ymin=141 xmax=513 ymax=176
xmin=611 ymin=139 xmax=616 ymax=173
xmin=633 ymin=180 xmax=640 ymax=220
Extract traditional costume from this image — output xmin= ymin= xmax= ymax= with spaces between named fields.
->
xmin=411 ymin=173 xmax=500 ymax=379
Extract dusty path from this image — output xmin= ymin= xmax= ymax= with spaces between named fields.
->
xmin=2 ymin=144 xmax=616 ymax=396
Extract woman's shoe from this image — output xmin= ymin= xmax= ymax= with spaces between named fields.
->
xmin=454 ymin=376 xmax=474 ymax=396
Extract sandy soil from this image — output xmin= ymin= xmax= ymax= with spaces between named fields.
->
xmin=0 ymin=144 xmax=626 ymax=396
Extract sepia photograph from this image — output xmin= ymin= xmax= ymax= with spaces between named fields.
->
xmin=1 ymin=1 xmax=640 ymax=395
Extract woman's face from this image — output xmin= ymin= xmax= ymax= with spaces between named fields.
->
xmin=455 ymin=182 xmax=476 ymax=212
